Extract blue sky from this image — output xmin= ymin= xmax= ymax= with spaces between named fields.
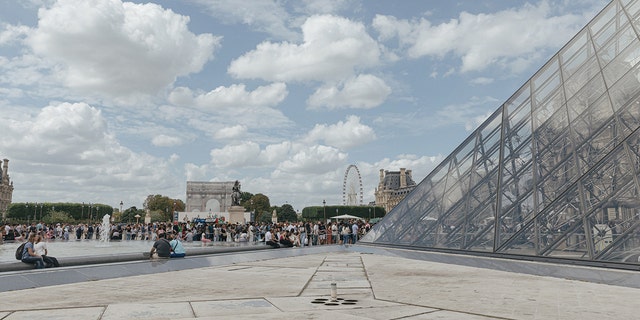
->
xmin=0 ymin=0 xmax=607 ymax=212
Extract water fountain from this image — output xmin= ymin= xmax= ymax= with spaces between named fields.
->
xmin=99 ymin=214 xmax=111 ymax=244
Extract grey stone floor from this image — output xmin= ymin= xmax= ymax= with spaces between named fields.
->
xmin=0 ymin=245 xmax=639 ymax=319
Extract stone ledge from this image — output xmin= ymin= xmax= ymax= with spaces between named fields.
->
xmin=0 ymin=244 xmax=273 ymax=272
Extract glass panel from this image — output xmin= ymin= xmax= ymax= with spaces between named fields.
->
xmin=595 ymin=182 xmax=640 ymax=263
xmin=625 ymin=0 xmax=640 ymax=18
xmin=570 ymin=94 xmax=614 ymax=144
xmin=532 ymin=88 xmax=566 ymax=132
xmin=596 ymin=23 xmax=637 ymax=66
xmin=497 ymin=191 xmax=537 ymax=248
xmin=589 ymin=2 xmax=619 ymax=39
xmin=533 ymin=70 xmax=562 ymax=106
xmin=563 ymin=56 xmax=600 ymax=100
xmin=532 ymin=57 xmax=560 ymax=92
xmin=566 ymin=74 xmax=607 ymax=122
xmin=608 ymin=62 xmax=640 ymax=111
xmin=582 ymin=146 xmax=636 ymax=215
xmin=535 ymin=186 xmax=582 ymax=255
xmin=593 ymin=11 xmax=629 ymax=49
xmin=561 ymin=34 xmax=591 ymax=80
xmin=602 ymin=38 xmax=640 ymax=88
xmin=505 ymin=85 xmax=531 ymax=114
xmin=616 ymin=92 xmax=640 ymax=135
xmin=463 ymin=205 xmax=497 ymax=252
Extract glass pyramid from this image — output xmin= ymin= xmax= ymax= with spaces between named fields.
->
xmin=361 ymin=0 xmax=640 ymax=268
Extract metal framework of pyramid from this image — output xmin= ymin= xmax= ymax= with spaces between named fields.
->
xmin=361 ymin=0 xmax=640 ymax=268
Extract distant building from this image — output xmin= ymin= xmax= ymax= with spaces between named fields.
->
xmin=0 ymin=159 xmax=14 ymax=221
xmin=374 ymin=168 xmax=416 ymax=213
xmin=185 ymin=181 xmax=238 ymax=216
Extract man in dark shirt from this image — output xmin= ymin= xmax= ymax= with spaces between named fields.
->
xmin=149 ymin=232 xmax=171 ymax=258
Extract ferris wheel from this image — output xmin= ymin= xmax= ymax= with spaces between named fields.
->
xmin=343 ymin=164 xmax=363 ymax=206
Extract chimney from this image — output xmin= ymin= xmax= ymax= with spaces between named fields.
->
xmin=400 ymin=168 xmax=406 ymax=188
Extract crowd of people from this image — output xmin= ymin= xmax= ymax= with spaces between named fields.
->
xmin=3 ymin=218 xmax=372 ymax=245
xmin=3 ymin=218 xmax=375 ymax=268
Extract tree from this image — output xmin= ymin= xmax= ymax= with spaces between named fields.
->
xmin=277 ymin=204 xmax=297 ymax=222
xmin=144 ymin=194 xmax=184 ymax=221
xmin=120 ymin=206 xmax=145 ymax=224
xmin=248 ymin=194 xmax=270 ymax=222
xmin=43 ymin=211 xmax=74 ymax=225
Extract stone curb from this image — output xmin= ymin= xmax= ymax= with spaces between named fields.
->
xmin=0 ymin=244 xmax=273 ymax=272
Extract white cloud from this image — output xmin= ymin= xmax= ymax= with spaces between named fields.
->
xmin=307 ymin=74 xmax=391 ymax=110
xmin=214 ymin=125 xmax=248 ymax=140
xmin=373 ymin=2 xmax=588 ymax=73
xmin=0 ymin=102 xmax=175 ymax=204
xmin=192 ymin=83 xmax=288 ymax=109
xmin=305 ymin=115 xmax=376 ymax=150
xmin=184 ymin=162 xmax=209 ymax=181
xmin=0 ymin=23 xmax=30 ymax=45
xmin=228 ymin=14 xmax=380 ymax=82
xmin=27 ymin=0 xmax=220 ymax=97
xmin=151 ymin=134 xmax=183 ymax=147
xmin=297 ymin=0 xmax=353 ymax=15
xmin=168 ymin=83 xmax=292 ymax=132
xmin=470 ymin=77 xmax=494 ymax=85
xmin=191 ymin=0 xmax=299 ymax=40
xmin=277 ymin=144 xmax=347 ymax=174
xmin=210 ymin=141 xmax=262 ymax=168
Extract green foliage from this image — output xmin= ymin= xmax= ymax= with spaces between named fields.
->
xmin=119 ymin=206 xmax=147 ymax=224
xmin=6 ymin=202 xmax=114 ymax=223
xmin=245 ymin=193 xmax=270 ymax=222
xmin=275 ymin=204 xmax=297 ymax=222
xmin=144 ymin=195 xmax=184 ymax=213
xmin=43 ymin=211 xmax=75 ymax=224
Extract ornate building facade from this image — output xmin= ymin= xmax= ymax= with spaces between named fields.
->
xmin=1 ymin=159 xmax=14 ymax=221
xmin=374 ymin=168 xmax=416 ymax=213
xmin=185 ymin=181 xmax=237 ymax=214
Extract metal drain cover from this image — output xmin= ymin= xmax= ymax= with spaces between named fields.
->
xmin=311 ymin=297 xmax=358 ymax=306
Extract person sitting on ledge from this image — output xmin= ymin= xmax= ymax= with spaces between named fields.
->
xmin=264 ymin=229 xmax=280 ymax=248
xmin=149 ymin=232 xmax=171 ymax=259
xmin=279 ymin=230 xmax=294 ymax=248
xmin=169 ymin=233 xmax=186 ymax=258
xmin=21 ymin=232 xmax=46 ymax=269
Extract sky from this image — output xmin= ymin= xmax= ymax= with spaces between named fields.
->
xmin=0 ymin=0 xmax=608 ymax=213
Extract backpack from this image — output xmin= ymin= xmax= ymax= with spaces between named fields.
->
xmin=15 ymin=242 xmax=26 ymax=260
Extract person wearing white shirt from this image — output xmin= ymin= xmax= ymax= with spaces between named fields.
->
xmin=34 ymin=233 xmax=59 ymax=267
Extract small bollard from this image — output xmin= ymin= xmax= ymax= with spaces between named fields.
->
xmin=330 ymin=283 xmax=338 ymax=301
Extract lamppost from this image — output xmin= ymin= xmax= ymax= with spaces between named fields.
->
xmin=33 ymin=202 xmax=37 ymax=222
xmin=323 ymin=200 xmax=326 ymax=222
xmin=39 ymin=203 xmax=43 ymax=221
xmin=250 ymin=199 xmax=254 ymax=222
xmin=173 ymin=201 xmax=176 ymax=222
xmin=25 ymin=203 xmax=28 ymax=223
xmin=369 ymin=208 xmax=371 ymax=220
xmin=120 ymin=201 xmax=123 ymax=215
xmin=81 ymin=202 xmax=84 ymax=221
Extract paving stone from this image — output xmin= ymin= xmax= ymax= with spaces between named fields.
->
xmin=4 ymin=307 xmax=103 ymax=320
xmin=101 ymin=302 xmax=193 ymax=320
